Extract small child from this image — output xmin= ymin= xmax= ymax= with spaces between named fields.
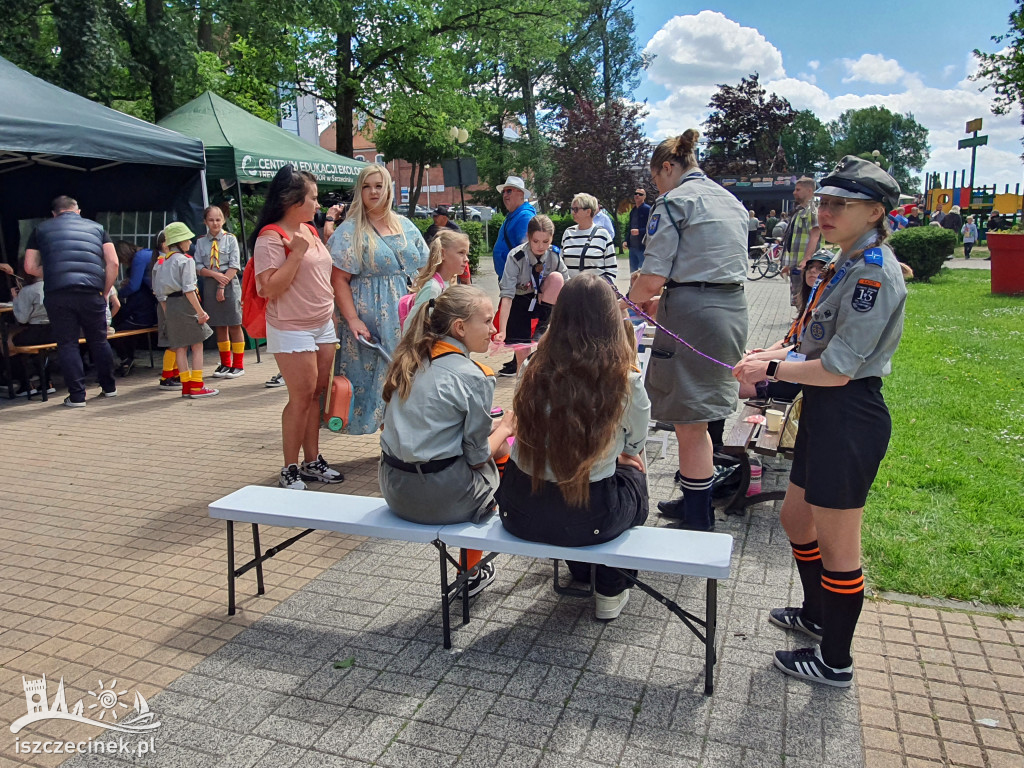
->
xmin=194 ymin=205 xmax=246 ymax=378
xmin=153 ymin=230 xmax=181 ymax=390
xmin=399 ymin=230 xmax=470 ymax=330
xmin=152 ymin=222 xmax=218 ymax=398
xmin=380 ymin=285 xmax=515 ymax=596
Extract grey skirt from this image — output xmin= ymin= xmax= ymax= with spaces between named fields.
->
xmin=164 ymin=294 xmax=213 ymax=349
xmin=379 ymin=457 xmax=499 ymax=525
xmin=645 ymin=284 xmax=747 ymax=423
xmin=202 ymin=275 xmax=242 ymax=327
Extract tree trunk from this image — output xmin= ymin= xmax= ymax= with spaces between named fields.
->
xmin=197 ymin=4 xmax=214 ymax=52
xmin=145 ymin=0 xmax=176 ymax=120
xmin=408 ymin=161 xmax=425 ymax=217
xmin=599 ymin=4 xmax=612 ymax=110
xmin=334 ymin=32 xmax=356 ymax=158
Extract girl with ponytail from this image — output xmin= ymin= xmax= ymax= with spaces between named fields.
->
xmin=398 ymin=229 xmax=470 ymax=330
xmin=380 ymin=285 xmax=514 ymax=596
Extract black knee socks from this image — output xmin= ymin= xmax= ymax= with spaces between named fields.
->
xmin=678 ymin=473 xmax=713 ymax=528
xmin=707 ymin=419 xmax=725 ymax=449
xmin=790 ymin=540 xmax=824 ymax=626
xmin=820 ymin=567 xmax=864 ymax=669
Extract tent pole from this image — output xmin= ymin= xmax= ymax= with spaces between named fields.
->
xmin=201 ymin=170 xmax=210 ymax=208
xmin=235 ymin=180 xmax=249 ymax=263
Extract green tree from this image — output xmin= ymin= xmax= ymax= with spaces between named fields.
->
xmin=829 ymin=106 xmax=929 ymax=192
xmin=973 ymin=0 xmax=1024 ymax=154
xmin=780 ymin=110 xmax=833 ymax=175
xmin=702 ymin=74 xmax=796 ymax=176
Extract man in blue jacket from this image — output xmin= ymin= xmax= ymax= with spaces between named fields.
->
xmin=492 ymin=176 xmax=536 ymax=277
xmin=623 ymin=188 xmax=651 ymax=272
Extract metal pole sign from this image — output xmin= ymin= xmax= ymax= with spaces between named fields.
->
xmin=958 ymin=118 xmax=988 ymax=188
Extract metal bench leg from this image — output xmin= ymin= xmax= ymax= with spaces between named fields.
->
xmin=146 ymin=331 xmax=155 ymax=368
xmin=438 ymin=542 xmax=452 ymax=649
xmin=227 ymin=521 xmax=236 ymax=616
xmin=705 ymin=578 xmax=717 ymax=695
xmin=460 ymin=550 xmax=471 ymax=626
xmin=252 ymin=523 xmax=265 ymax=595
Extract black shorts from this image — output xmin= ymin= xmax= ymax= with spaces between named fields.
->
xmin=789 ymin=377 xmax=891 ymax=510
xmin=505 ymin=293 xmax=538 ymax=344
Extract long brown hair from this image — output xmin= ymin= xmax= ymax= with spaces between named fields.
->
xmin=513 ymin=273 xmax=634 ymax=507
xmin=382 ymin=285 xmax=488 ymax=402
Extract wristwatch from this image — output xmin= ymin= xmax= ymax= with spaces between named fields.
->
xmin=325 ymin=217 xmax=336 ymax=223
xmin=766 ymin=359 xmax=781 ymax=382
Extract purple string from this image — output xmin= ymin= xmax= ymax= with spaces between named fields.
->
xmin=612 ymin=284 xmax=736 ymax=371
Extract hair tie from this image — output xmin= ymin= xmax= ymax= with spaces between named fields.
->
xmin=428 ymin=298 xmax=436 ymax=310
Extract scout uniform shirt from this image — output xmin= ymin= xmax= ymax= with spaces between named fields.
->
xmin=641 ymin=172 xmax=748 ymax=284
xmin=498 ymin=243 xmax=570 ymax=300
xmin=193 ymin=232 xmax=241 ymax=274
xmin=152 ymin=251 xmax=198 ymax=301
xmin=796 ymin=235 xmax=907 ymax=379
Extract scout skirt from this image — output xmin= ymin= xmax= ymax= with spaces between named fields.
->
xmin=645 ymin=284 xmax=747 ymax=423
xmin=163 ymin=294 xmax=213 ymax=349
xmin=202 ymin=275 xmax=242 ymax=326
xmin=379 ymin=456 xmax=500 ymax=525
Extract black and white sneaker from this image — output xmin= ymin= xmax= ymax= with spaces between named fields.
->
xmin=159 ymin=376 xmax=181 ymax=391
xmin=62 ymin=396 xmax=86 ymax=408
xmin=769 ymin=607 xmax=823 ymax=642
xmin=498 ymin=360 xmax=517 ymax=377
xmin=212 ymin=364 xmax=232 ymax=378
xmin=466 ymin=562 xmax=496 ymax=597
xmin=279 ymin=464 xmax=306 ymax=490
xmin=224 ymin=367 xmax=245 ymax=378
xmin=300 ymin=454 xmax=345 ymax=483
xmin=265 ymin=373 xmax=285 ymax=388
xmin=774 ymin=646 xmax=853 ymax=688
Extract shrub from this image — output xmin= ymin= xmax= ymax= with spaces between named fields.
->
xmin=410 ymin=218 xmax=486 ymax=273
xmin=889 ymin=227 xmax=956 ymax=281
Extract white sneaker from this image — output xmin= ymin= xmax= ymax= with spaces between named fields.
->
xmin=279 ymin=464 xmax=306 ymax=490
xmin=224 ymin=368 xmax=245 ymax=378
xmin=300 ymin=454 xmax=344 ymax=483
xmin=595 ymin=589 xmax=629 ymax=620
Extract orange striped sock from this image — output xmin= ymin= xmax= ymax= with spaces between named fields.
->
xmin=494 ymin=454 xmax=509 ymax=480
xmin=820 ymin=567 xmax=864 ymax=669
xmin=791 ymin=540 xmax=823 ymax=626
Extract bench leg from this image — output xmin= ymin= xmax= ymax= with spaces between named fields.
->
xmin=146 ymin=331 xmax=154 ymax=368
xmin=438 ymin=543 xmax=452 ymax=649
xmin=705 ymin=578 xmax=717 ymax=695
xmin=460 ymin=549 xmax=470 ymax=626
xmin=252 ymin=523 xmax=265 ymax=595
xmin=227 ymin=521 xmax=236 ymax=616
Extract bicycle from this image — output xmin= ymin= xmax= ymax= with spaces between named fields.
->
xmin=747 ymin=240 xmax=784 ymax=280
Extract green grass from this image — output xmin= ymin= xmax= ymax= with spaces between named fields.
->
xmin=863 ymin=269 xmax=1024 ymax=606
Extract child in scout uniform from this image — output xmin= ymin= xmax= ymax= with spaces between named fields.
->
xmin=152 ymin=230 xmax=182 ymax=390
xmin=152 ymin=222 xmax=218 ymax=398
xmin=734 ymin=156 xmax=907 ymax=688
xmin=380 ymin=285 xmax=515 ymax=597
xmin=399 ymin=229 xmax=470 ymax=330
xmin=194 ymin=205 xmax=245 ymax=378
xmin=494 ymin=215 xmax=567 ymax=346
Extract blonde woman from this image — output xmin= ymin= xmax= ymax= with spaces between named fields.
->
xmin=329 ymin=165 xmax=429 ymax=434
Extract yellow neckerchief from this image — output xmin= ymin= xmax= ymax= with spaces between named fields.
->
xmin=430 ymin=340 xmax=495 ymax=377
xmin=209 ymin=235 xmax=220 ymax=270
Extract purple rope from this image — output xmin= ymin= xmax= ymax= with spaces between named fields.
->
xmin=613 ymin=284 xmax=736 ymax=371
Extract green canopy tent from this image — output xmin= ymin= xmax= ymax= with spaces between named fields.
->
xmin=158 ymin=92 xmax=366 ymax=255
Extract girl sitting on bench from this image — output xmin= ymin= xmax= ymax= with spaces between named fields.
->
xmin=380 ymin=285 xmax=515 ymax=596
xmin=497 ymin=273 xmax=651 ymax=621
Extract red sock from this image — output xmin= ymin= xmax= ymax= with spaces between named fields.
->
xmin=232 ymin=351 xmax=244 ymax=369
xmin=170 ymin=368 xmax=180 ymax=378
xmin=219 ymin=350 xmax=232 ymax=367
xmin=463 ymin=550 xmax=482 ymax=570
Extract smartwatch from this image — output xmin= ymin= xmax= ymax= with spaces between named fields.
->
xmin=766 ymin=359 xmax=781 ymax=382
xmin=325 ymin=217 xmax=336 ymax=223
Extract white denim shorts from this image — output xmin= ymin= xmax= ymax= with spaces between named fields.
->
xmin=266 ymin=318 xmax=338 ymax=354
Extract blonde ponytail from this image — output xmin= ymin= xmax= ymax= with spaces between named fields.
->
xmin=411 ymin=230 xmax=470 ymax=292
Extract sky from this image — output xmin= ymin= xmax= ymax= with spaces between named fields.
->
xmin=630 ymin=0 xmax=1023 ymax=191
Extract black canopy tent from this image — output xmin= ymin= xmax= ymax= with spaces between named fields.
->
xmin=0 ymin=55 xmax=207 ymax=267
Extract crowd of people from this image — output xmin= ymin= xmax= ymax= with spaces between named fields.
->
xmin=5 ymin=131 xmax=989 ymax=692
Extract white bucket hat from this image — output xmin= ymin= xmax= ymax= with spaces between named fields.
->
xmin=496 ymin=175 xmax=530 ymax=197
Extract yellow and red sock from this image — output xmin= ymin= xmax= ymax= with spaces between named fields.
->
xmin=217 ymin=341 xmax=231 ymax=368
xmin=180 ymin=370 xmax=192 ymax=395
xmin=162 ymin=350 xmax=177 ymax=379
xmin=231 ymin=341 xmax=245 ymax=370
xmin=191 ymin=370 xmax=204 ymax=390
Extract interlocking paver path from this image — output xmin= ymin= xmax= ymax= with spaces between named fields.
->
xmin=1 ymin=260 xmax=1019 ymax=768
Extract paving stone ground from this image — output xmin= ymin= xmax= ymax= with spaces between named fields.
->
xmin=0 ymin=259 xmax=1019 ymax=768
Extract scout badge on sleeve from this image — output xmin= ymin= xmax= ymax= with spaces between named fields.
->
xmin=648 ymin=214 xmax=660 ymax=235
xmin=851 ymin=279 xmax=880 ymax=312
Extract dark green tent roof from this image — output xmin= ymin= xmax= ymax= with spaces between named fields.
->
xmin=158 ymin=92 xmax=365 ymax=188
xmin=0 ymin=55 xmax=205 ymax=220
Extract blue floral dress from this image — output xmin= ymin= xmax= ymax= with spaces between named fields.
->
xmin=329 ymin=217 xmax=428 ymax=434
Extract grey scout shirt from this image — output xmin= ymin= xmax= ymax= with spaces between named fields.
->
xmin=193 ymin=233 xmax=241 ymax=273
xmin=152 ymin=252 xmax=198 ymax=302
xmin=798 ymin=239 xmax=906 ymax=379
xmin=641 ymin=173 xmax=749 ymax=285
xmin=380 ymin=336 xmax=496 ymax=466
xmin=498 ymin=243 xmax=569 ymax=299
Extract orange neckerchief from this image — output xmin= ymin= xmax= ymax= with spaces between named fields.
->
xmin=430 ymin=340 xmax=495 ymax=377
xmin=786 ymin=262 xmax=836 ymax=346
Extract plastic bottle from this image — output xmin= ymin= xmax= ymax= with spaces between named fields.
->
xmin=746 ymin=456 xmax=762 ymax=496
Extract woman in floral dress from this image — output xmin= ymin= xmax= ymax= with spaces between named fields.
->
xmin=330 ymin=165 xmax=428 ymax=433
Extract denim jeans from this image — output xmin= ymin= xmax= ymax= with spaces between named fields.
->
xmin=628 ymin=246 xmax=644 ymax=273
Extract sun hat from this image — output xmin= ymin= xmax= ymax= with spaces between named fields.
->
xmin=163 ymin=221 xmax=195 ymax=245
xmin=496 ymin=175 xmax=530 ymax=197
xmin=817 ymin=155 xmax=901 ymax=212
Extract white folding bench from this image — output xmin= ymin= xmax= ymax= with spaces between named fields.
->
xmin=209 ymin=486 xmax=734 ymax=694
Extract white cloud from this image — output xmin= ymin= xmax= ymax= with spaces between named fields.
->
xmin=841 ymin=53 xmax=906 ymax=84
xmin=642 ymin=15 xmax=1024 ymax=188
xmin=943 ymin=64 xmax=956 ymax=77
xmin=808 ymin=60 xmax=820 ymax=71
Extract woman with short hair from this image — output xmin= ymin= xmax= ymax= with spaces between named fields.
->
xmin=560 ymin=193 xmax=617 ymax=280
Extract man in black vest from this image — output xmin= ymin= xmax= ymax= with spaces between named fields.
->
xmin=24 ymin=195 xmax=119 ymax=406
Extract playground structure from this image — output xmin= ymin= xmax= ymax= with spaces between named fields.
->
xmin=924 ymin=171 xmax=1021 ymax=233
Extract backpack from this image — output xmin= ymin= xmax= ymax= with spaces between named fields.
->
xmin=241 ymin=223 xmax=319 ymax=339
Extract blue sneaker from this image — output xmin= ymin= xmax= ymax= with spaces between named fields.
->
xmin=774 ymin=646 xmax=853 ymax=688
xmin=769 ymin=606 xmax=823 ymax=642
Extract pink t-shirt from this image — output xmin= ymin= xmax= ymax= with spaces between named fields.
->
xmin=253 ymin=230 xmax=335 ymax=331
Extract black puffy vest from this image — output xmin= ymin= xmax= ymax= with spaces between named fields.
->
xmin=33 ymin=213 xmax=107 ymax=293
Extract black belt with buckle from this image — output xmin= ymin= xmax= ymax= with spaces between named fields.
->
xmin=381 ymin=452 xmax=460 ymax=474
xmin=665 ymin=281 xmax=741 ymax=290
xmin=166 ymin=291 xmax=184 ymax=297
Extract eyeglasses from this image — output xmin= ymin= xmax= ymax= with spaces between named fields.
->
xmin=570 ymin=206 xmax=582 ymax=213
xmin=501 ymin=189 xmax=517 ymax=195
xmin=817 ymin=198 xmax=872 ymax=214
xmin=634 ymin=192 xmax=645 ymax=196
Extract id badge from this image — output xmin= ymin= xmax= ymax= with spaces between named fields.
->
xmin=528 ymin=297 xmax=537 ymax=312
xmin=786 ymin=350 xmax=806 ymax=363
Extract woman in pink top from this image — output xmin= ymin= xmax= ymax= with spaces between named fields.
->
xmin=252 ymin=165 xmax=345 ymax=491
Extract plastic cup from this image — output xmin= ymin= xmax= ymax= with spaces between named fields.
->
xmin=765 ymin=409 xmax=784 ymax=432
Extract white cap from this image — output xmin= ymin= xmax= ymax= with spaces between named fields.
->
xmin=496 ymin=175 xmax=530 ymax=197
